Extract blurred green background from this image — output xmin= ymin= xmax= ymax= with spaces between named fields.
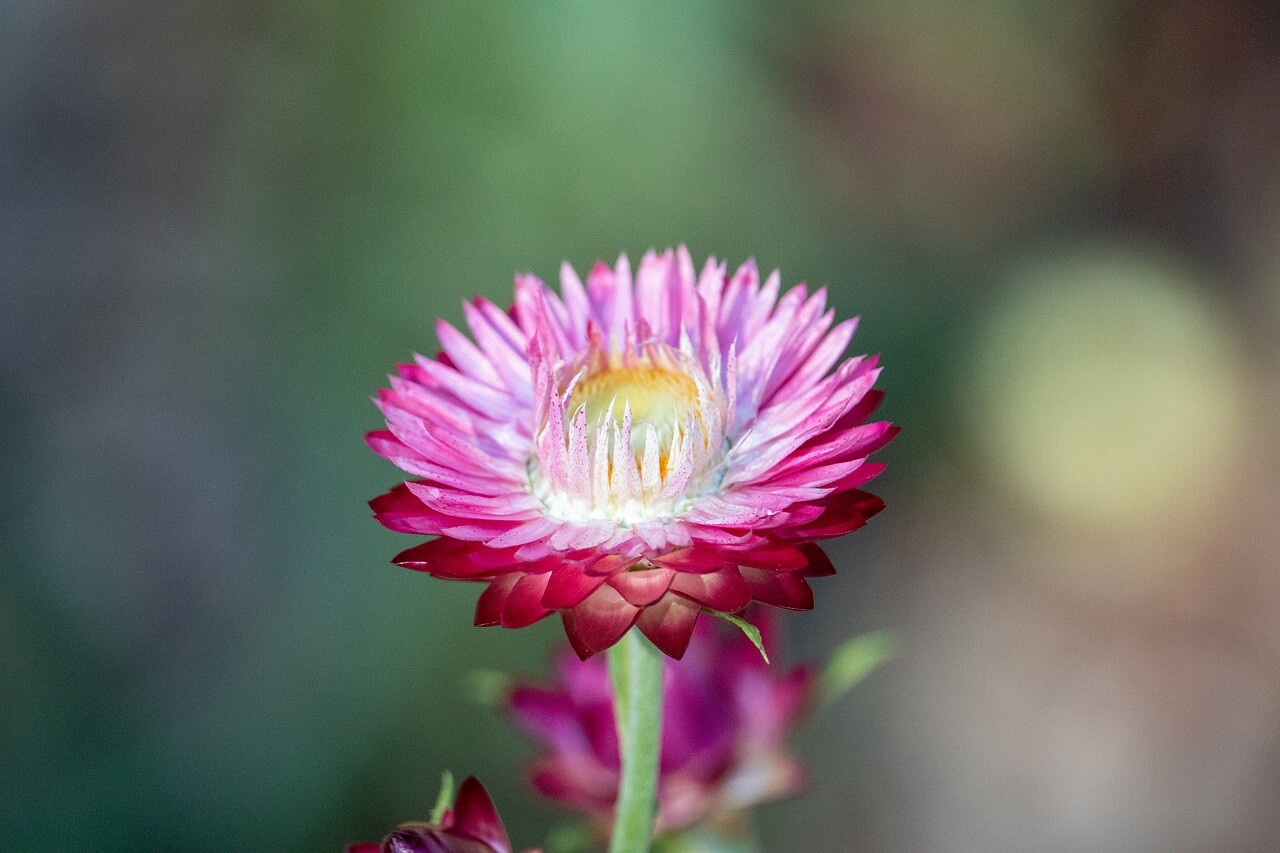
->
xmin=4 ymin=1 xmax=1280 ymax=850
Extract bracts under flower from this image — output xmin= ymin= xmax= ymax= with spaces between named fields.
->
xmin=369 ymin=248 xmax=895 ymax=658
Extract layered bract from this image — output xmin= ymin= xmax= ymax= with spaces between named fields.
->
xmin=369 ymin=248 xmax=895 ymax=659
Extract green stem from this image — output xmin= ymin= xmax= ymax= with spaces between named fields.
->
xmin=607 ymin=627 xmax=665 ymax=853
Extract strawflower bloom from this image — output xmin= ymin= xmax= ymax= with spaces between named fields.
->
xmin=347 ymin=776 xmax=536 ymax=853
xmin=507 ymin=614 xmax=813 ymax=834
xmin=369 ymin=247 xmax=895 ymax=658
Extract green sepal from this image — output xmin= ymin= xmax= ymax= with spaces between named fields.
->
xmin=703 ymin=609 xmax=769 ymax=664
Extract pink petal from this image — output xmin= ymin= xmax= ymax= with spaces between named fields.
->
xmin=733 ymin=542 xmax=809 ymax=572
xmin=635 ymin=594 xmax=701 ymax=659
xmin=584 ymin=553 xmax=642 ymax=576
xmin=542 ymin=562 xmax=608 ymax=609
xmin=392 ymin=538 xmax=496 ymax=579
xmin=607 ymin=568 xmax=674 ymax=607
xmin=369 ymin=483 xmax=457 ymax=535
xmin=786 ymin=490 xmax=885 ymax=540
xmin=670 ymin=566 xmax=751 ymax=612
xmin=529 ymin=757 xmax=616 ymax=813
xmin=406 ymin=481 xmax=544 ymax=520
xmin=475 ymin=574 xmax=521 ymax=627
xmin=798 ymin=544 xmax=836 ymax=577
xmin=561 ymin=585 xmax=640 ymax=660
xmin=741 ymin=567 xmax=814 ymax=611
xmin=486 ymin=517 xmax=561 ymax=549
xmin=507 ymin=686 xmax=582 ymax=748
xmin=830 ymin=459 xmax=889 ymax=492
xmin=435 ymin=319 xmax=504 ymax=387
xmin=502 ymin=572 xmax=553 ymax=628
xmin=649 ymin=547 xmax=728 ymax=574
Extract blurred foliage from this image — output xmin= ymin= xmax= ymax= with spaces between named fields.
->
xmin=818 ymin=630 xmax=898 ymax=710
xmin=5 ymin=0 xmax=1280 ymax=850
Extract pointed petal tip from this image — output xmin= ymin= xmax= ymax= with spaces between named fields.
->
xmin=636 ymin=594 xmax=700 ymax=660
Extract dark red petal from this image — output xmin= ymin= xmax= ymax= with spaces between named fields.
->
xmin=635 ymin=594 xmax=701 ymax=659
xmin=561 ymin=586 xmax=640 ymax=660
xmin=475 ymin=574 xmax=520 ymax=627
xmin=393 ymin=538 xmax=496 ymax=579
xmin=733 ymin=542 xmax=808 ymax=571
xmin=469 ymin=546 xmax=538 ymax=570
xmin=790 ymin=490 xmax=885 ymax=540
xmin=542 ymin=562 xmax=608 ymax=609
xmin=370 ymin=483 xmax=449 ymax=535
xmin=670 ymin=566 xmax=751 ymax=612
xmin=449 ymin=776 xmax=513 ymax=853
xmin=370 ymin=484 xmax=423 ymax=517
xmin=344 ymin=844 xmax=380 ymax=853
xmin=501 ymin=572 xmax=552 ymax=628
xmin=584 ymin=552 xmax=643 ymax=575
xmin=649 ymin=546 xmax=727 ymax=574
xmin=607 ymin=568 xmax=674 ymax=607
xmin=798 ymin=544 xmax=836 ymax=577
xmin=741 ymin=567 xmax=815 ymax=610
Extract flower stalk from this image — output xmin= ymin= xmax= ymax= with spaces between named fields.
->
xmin=608 ymin=627 xmax=665 ymax=853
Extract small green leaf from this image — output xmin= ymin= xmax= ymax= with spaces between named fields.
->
xmin=819 ymin=630 xmax=897 ymax=709
xmin=704 ymin=609 xmax=769 ymax=663
xmin=429 ymin=770 xmax=455 ymax=825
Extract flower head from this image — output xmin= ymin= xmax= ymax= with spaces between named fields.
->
xmin=369 ymin=248 xmax=895 ymax=658
xmin=507 ymin=614 xmax=813 ymax=833
xmin=347 ymin=776 xmax=534 ymax=853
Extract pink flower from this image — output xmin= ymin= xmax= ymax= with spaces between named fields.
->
xmin=369 ymin=248 xmax=895 ymax=658
xmin=347 ymin=776 xmax=537 ymax=853
xmin=507 ymin=614 xmax=813 ymax=833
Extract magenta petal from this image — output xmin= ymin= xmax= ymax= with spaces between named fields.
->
xmin=832 ymin=459 xmax=888 ymax=491
xmin=475 ymin=574 xmax=520 ymax=627
xmin=670 ymin=566 xmax=752 ymax=612
xmin=501 ymin=572 xmax=552 ymax=628
xmin=529 ymin=757 xmax=616 ymax=812
xmin=650 ymin=547 xmax=727 ymax=574
xmin=508 ymin=686 xmax=580 ymax=747
xmin=585 ymin=553 xmax=643 ymax=575
xmin=449 ymin=776 xmax=513 ymax=853
xmin=542 ymin=562 xmax=608 ymax=609
xmin=369 ymin=483 xmax=449 ymax=534
xmin=789 ymin=490 xmax=885 ymax=539
xmin=393 ymin=538 xmax=495 ymax=579
xmin=741 ymin=567 xmax=815 ymax=610
xmin=607 ymin=568 xmax=674 ymax=607
xmin=797 ymin=544 xmax=835 ymax=577
xmin=734 ymin=542 xmax=808 ymax=571
xmin=635 ymin=594 xmax=701 ymax=659
xmin=562 ymin=585 xmax=640 ymax=660
xmin=831 ymin=387 xmax=885 ymax=430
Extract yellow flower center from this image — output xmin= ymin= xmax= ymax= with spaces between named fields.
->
xmin=531 ymin=341 xmax=728 ymax=525
xmin=568 ymin=365 xmax=700 ymax=439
